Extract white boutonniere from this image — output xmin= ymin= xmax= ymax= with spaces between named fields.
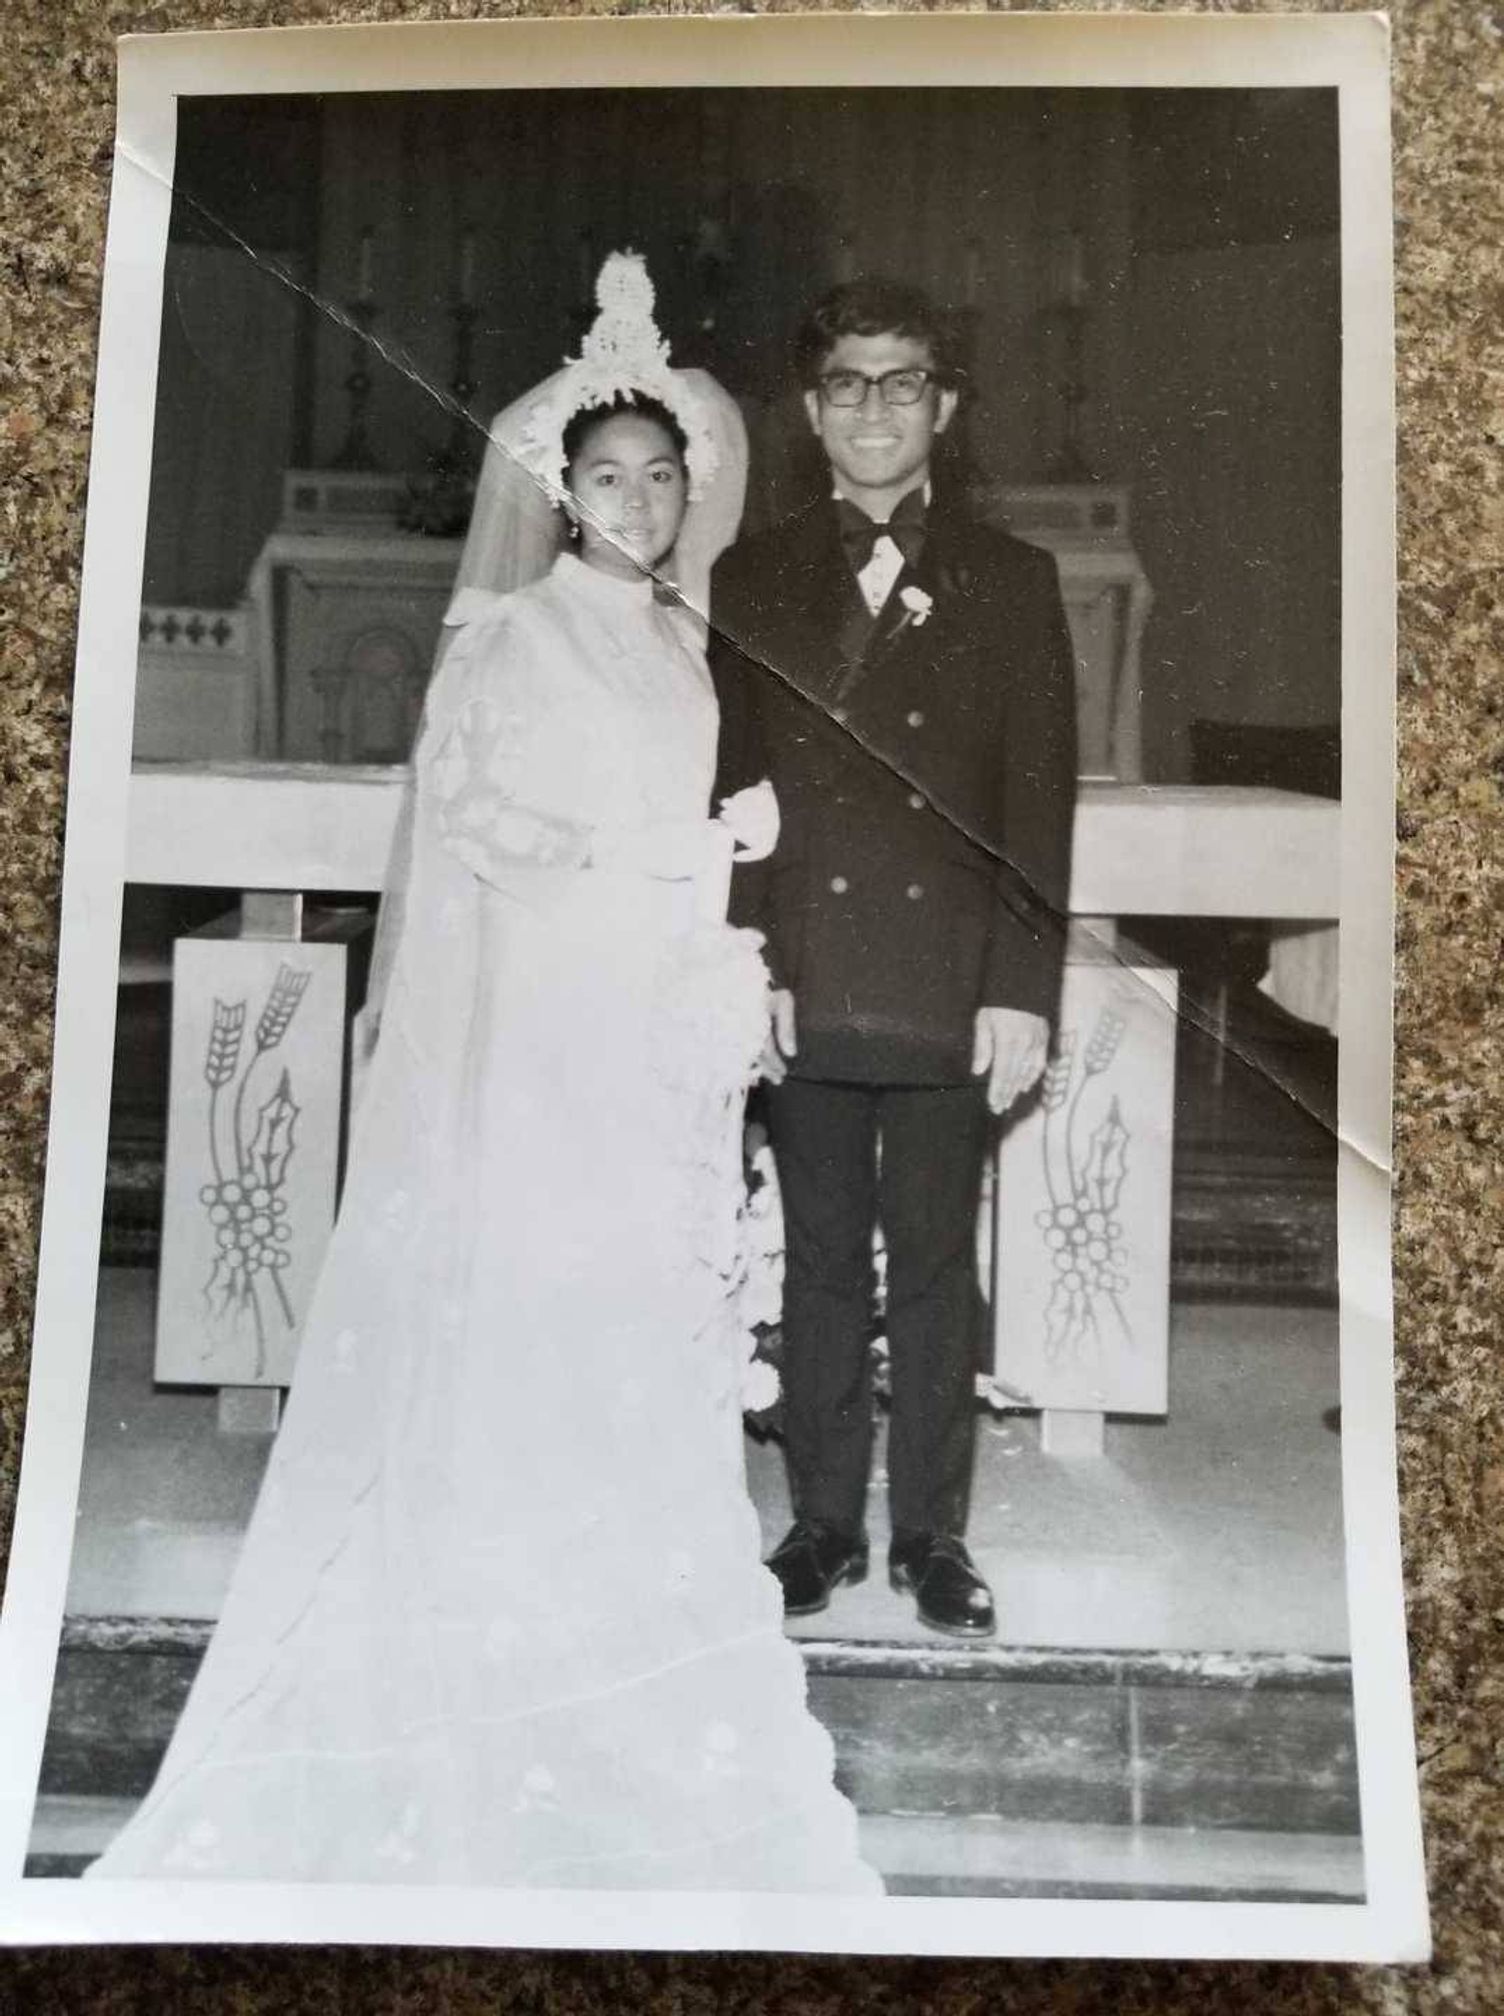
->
xmin=897 ymin=585 xmax=934 ymax=629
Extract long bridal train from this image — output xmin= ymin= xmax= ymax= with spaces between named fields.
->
xmin=88 ymin=554 xmax=878 ymax=1895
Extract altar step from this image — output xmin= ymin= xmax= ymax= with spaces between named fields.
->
xmin=804 ymin=1640 xmax=1360 ymax=1889
xmin=30 ymin=1620 xmax=1361 ymax=1899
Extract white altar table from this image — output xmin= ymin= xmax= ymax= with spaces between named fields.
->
xmin=126 ymin=767 xmax=1340 ymax=919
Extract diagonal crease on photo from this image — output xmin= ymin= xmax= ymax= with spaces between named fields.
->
xmin=114 ymin=137 xmax=1360 ymax=1163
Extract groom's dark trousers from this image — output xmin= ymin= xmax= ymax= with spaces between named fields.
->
xmin=710 ymin=490 xmax=1077 ymax=1544
xmin=767 ymin=1077 xmax=989 ymax=1537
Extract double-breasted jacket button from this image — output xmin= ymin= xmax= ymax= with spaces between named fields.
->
xmin=906 ymin=790 xmax=925 ymax=811
xmin=906 ymin=882 xmax=924 ymax=901
xmin=829 ymin=875 xmax=850 ymax=895
xmin=905 ymin=708 xmax=925 ymax=728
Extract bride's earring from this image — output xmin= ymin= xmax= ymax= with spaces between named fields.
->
xmin=562 ymin=508 xmax=582 ymax=544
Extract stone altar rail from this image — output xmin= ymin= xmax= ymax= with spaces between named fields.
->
xmin=126 ymin=764 xmax=1340 ymax=921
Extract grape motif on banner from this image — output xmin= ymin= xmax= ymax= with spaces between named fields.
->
xmin=197 ymin=963 xmax=313 ymax=1375
xmin=1036 ymin=1007 xmax=1134 ymax=1364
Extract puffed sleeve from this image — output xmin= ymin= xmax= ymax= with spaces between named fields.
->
xmin=422 ymin=614 xmax=593 ymax=883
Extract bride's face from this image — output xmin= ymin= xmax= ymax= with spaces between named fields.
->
xmin=565 ymin=411 xmax=688 ymax=580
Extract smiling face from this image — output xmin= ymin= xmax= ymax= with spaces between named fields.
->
xmin=803 ymin=330 xmax=958 ymax=520
xmin=564 ymin=408 xmax=688 ymax=580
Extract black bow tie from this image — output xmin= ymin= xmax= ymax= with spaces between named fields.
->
xmin=836 ymin=490 xmax=928 ymax=572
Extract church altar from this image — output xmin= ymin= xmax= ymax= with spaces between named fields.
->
xmin=243 ymin=529 xmax=464 ymax=763
xmin=133 ymin=477 xmax=1152 ymax=776
xmin=127 ymin=764 xmax=1340 ymax=1447
xmin=976 ymin=484 xmax=1153 ymax=782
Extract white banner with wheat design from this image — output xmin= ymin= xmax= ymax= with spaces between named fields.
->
xmin=992 ymin=942 xmax=1178 ymax=1417
xmin=156 ymin=935 xmax=351 ymax=1387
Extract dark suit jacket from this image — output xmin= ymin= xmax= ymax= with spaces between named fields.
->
xmin=709 ymin=492 xmax=1078 ymax=1084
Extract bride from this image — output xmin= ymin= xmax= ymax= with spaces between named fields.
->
xmin=88 ymin=255 xmax=879 ymax=1895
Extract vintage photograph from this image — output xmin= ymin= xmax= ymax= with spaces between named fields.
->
xmin=0 ymin=16 xmax=1422 ymax=1960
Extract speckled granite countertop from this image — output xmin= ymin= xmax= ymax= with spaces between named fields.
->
xmin=1 ymin=4 xmax=1499 ymax=2009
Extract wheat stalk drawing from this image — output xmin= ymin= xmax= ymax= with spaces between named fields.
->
xmin=1034 ymin=1003 xmax=1134 ymax=1367
xmin=199 ymin=963 xmax=311 ymax=1376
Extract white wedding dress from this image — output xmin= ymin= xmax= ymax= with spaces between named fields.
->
xmin=90 ymin=553 xmax=877 ymax=1893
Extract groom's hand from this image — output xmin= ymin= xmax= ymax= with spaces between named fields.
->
xmin=760 ymin=988 xmax=798 ymax=1084
xmin=972 ymin=1007 xmax=1049 ymax=1116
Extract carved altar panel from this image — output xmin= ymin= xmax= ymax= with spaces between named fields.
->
xmin=246 ymin=530 xmax=464 ymax=762
xmin=134 ymin=607 xmax=256 ymax=761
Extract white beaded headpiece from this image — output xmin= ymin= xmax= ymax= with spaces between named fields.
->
xmin=517 ymin=251 xmax=721 ymax=502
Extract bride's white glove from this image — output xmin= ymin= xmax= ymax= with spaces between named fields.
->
xmin=590 ymin=817 xmax=730 ymax=881
xmin=590 ymin=778 xmax=777 ymax=882
xmin=717 ymin=778 xmax=780 ymax=863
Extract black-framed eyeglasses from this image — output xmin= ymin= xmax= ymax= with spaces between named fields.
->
xmin=816 ymin=367 xmax=942 ymax=408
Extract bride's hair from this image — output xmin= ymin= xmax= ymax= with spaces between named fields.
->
xmin=561 ymin=392 xmax=689 ymax=475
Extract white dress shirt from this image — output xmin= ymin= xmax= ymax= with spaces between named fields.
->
xmin=834 ymin=481 xmax=933 ymax=616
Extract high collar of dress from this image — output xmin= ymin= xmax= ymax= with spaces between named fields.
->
xmin=551 ymin=549 xmax=658 ymax=614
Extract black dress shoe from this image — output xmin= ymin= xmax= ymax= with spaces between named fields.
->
xmin=767 ymin=1520 xmax=870 ymax=1618
xmin=889 ymin=1532 xmax=996 ymax=1638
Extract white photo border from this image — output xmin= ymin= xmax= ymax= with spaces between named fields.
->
xmin=0 ymin=12 xmax=1424 ymax=1961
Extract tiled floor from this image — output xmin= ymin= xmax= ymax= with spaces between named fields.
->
xmin=67 ymin=1270 xmax=1347 ymax=1657
xmin=762 ymin=1312 xmax=1347 ymax=1655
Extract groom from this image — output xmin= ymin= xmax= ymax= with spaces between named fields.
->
xmin=710 ymin=278 xmax=1078 ymax=1638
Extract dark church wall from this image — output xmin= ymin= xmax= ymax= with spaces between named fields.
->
xmin=140 ymin=87 xmax=1340 ymax=782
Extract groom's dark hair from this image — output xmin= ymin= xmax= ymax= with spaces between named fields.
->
xmin=794 ymin=278 xmax=962 ymax=389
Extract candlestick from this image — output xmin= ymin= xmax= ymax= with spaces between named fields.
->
xmin=330 ymin=296 xmax=381 ymax=472
xmin=964 ymin=238 xmax=983 ymax=309
xmin=1050 ymin=299 xmax=1093 ymax=483
xmin=397 ymin=295 xmax=481 ymax=535
xmin=356 ymin=227 xmax=374 ymax=306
